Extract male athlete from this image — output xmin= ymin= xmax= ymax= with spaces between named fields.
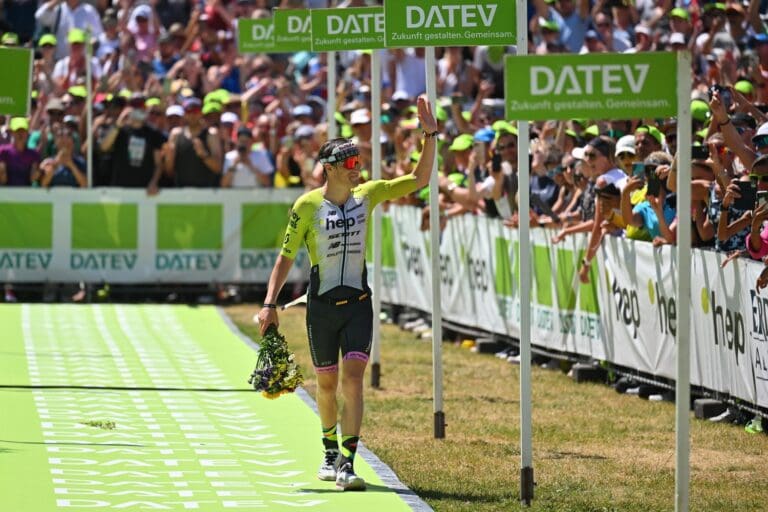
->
xmin=258 ymin=96 xmax=438 ymax=491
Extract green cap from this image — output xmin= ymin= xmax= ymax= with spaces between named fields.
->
xmin=540 ymin=19 xmax=560 ymax=32
xmin=703 ymin=2 xmax=726 ymax=12
xmin=9 ymin=117 xmax=29 ymax=132
xmin=565 ymin=129 xmax=578 ymax=138
xmin=38 ymin=34 xmax=57 ymax=47
xmin=399 ymin=118 xmax=419 ymax=130
xmin=695 ymin=128 xmax=709 ymax=140
xmin=1 ymin=32 xmax=19 ymax=45
xmin=734 ymin=80 xmax=754 ymax=95
xmin=68 ymin=28 xmax=86 ymax=44
xmin=204 ymin=89 xmax=230 ymax=106
xmin=449 ymin=134 xmax=474 ymax=152
xmin=118 ymin=89 xmax=132 ymax=99
xmin=690 ymin=99 xmax=710 ymax=122
xmin=492 ymin=120 xmax=518 ymax=137
xmin=571 ymin=118 xmax=588 ymax=127
xmin=145 ymin=97 xmax=161 ymax=107
xmin=202 ymin=102 xmax=222 ymax=115
xmin=435 ymin=105 xmax=448 ymax=122
xmin=68 ymin=85 xmax=87 ymax=98
xmin=461 ymin=111 xmax=472 ymax=122
xmin=584 ymin=124 xmax=600 ymax=137
xmin=669 ymin=7 xmax=689 ymax=20
xmin=635 ymin=125 xmax=664 ymax=145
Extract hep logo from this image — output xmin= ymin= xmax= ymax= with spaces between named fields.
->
xmin=612 ymin=278 xmax=640 ymax=339
xmin=702 ymin=288 xmax=745 ymax=366
xmin=466 ymin=256 xmax=488 ymax=291
xmin=401 ymin=242 xmax=423 ymax=277
xmin=325 ymin=217 xmax=356 ymax=231
xmin=648 ymin=279 xmax=676 ymax=336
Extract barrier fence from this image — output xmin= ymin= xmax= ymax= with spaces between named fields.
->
xmin=3 ymin=191 xmax=766 ymax=410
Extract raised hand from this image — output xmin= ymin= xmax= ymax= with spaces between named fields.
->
xmin=417 ymin=95 xmax=437 ymax=134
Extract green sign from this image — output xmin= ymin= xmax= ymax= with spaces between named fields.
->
xmin=505 ymin=53 xmax=678 ymax=120
xmin=156 ymin=204 xmax=222 ymax=250
xmin=311 ymin=7 xmax=384 ymax=51
xmin=0 ymin=203 xmax=52 ymax=249
xmin=273 ymin=8 xmax=312 ymax=52
xmin=71 ymin=204 xmax=138 ymax=250
xmin=241 ymin=203 xmax=290 ymax=249
xmin=237 ymin=18 xmax=276 ymax=53
xmin=384 ymin=0 xmax=515 ymax=48
xmin=0 ymin=48 xmax=32 ymax=116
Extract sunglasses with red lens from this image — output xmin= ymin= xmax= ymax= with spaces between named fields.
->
xmin=343 ymin=155 xmax=360 ymax=169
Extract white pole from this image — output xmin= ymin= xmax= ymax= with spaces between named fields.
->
xmin=85 ymin=29 xmax=93 ymax=188
xmin=674 ymin=49 xmax=692 ymax=512
xmin=370 ymin=49 xmax=383 ymax=388
xmin=515 ymin=0 xmax=534 ymax=505
xmin=425 ymin=46 xmax=444 ymax=438
xmin=327 ymin=51 xmax=337 ymax=140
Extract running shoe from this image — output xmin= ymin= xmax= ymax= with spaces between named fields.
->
xmin=317 ymin=450 xmax=339 ymax=481
xmin=336 ymin=461 xmax=366 ymax=491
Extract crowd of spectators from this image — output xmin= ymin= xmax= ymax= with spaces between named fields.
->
xmin=0 ymin=0 xmax=768 ymax=289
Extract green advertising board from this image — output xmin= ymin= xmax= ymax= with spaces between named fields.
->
xmin=71 ymin=204 xmax=138 ymax=250
xmin=505 ymin=52 xmax=678 ymax=120
xmin=0 ymin=48 xmax=32 ymax=116
xmin=311 ymin=7 xmax=384 ymax=52
xmin=237 ymin=18 xmax=276 ymax=53
xmin=384 ymin=0 xmax=515 ymax=48
xmin=273 ymin=8 xmax=312 ymax=52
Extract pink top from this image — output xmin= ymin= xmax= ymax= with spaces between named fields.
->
xmin=747 ymin=223 xmax=768 ymax=260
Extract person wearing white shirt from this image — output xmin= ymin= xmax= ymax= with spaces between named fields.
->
xmin=221 ymin=127 xmax=274 ymax=188
xmin=35 ymin=0 xmax=103 ymax=60
xmin=51 ymin=28 xmax=102 ymax=93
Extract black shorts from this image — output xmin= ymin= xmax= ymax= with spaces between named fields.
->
xmin=306 ymin=293 xmax=373 ymax=373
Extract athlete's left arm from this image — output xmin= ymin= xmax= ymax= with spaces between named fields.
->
xmin=412 ymin=96 xmax=438 ymax=189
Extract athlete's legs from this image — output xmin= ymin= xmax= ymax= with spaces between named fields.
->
xmin=340 ymin=357 xmax=366 ymax=437
xmin=315 ymin=368 xmax=339 ymax=432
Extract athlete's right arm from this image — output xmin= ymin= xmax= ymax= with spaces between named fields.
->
xmin=258 ymin=199 xmax=311 ymax=335
xmin=258 ymin=254 xmax=295 ymax=336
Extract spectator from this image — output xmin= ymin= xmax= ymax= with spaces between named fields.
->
xmin=0 ymin=118 xmax=41 ymax=186
xmin=39 ymin=127 xmax=86 ymax=188
xmin=621 ymin=152 xmax=676 ymax=243
xmin=533 ymin=0 xmax=590 ymax=54
xmin=221 ymin=127 xmax=274 ymax=189
xmin=634 ymin=125 xmax=663 ymax=160
xmin=35 ymin=0 xmax=103 ymax=61
xmin=746 ymin=155 xmax=768 ymax=260
xmin=163 ymin=97 xmax=223 ymax=187
xmin=51 ymin=28 xmax=102 ymax=95
xmin=100 ymin=107 xmax=165 ymax=193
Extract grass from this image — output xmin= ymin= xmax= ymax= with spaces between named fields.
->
xmin=226 ymin=305 xmax=767 ymax=512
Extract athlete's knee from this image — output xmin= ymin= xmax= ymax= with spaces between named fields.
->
xmin=316 ymin=367 xmax=339 ymax=394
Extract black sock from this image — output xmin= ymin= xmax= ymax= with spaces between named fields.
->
xmin=322 ymin=424 xmax=338 ymax=452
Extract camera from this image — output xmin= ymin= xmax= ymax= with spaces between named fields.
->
xmin=709 ymin=84 xmax=732 ymax=111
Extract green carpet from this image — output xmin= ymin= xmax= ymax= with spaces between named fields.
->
xmin=0 ymin=304 xmax=424 ymax=511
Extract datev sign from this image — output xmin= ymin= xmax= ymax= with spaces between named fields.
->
xmin=311 ymin=7 xmax=385 ymax=52
xmin=384 ymin=0 xmax=515 ymax=48
xmin=505 ymin=53 xmax=677 ymax=120
xmin=237 ymin=18 xmax=275 ymax=53
xmin=273 ymin=8 xmax=312 ymax=53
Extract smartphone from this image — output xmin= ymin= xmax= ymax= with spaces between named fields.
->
xmin=491 ymin=153 xmax=502 ymax=173
xmin=646 ymin=165 xmax=661 ymax=196
xmin=632 ymin=162 xmax=646 ymax=180
xmin=758 ymin=191 xmax=768 ymax=208
xmin=451 ymin=95 xmax=465 ymax=106
xmin=709 ymin=84 xmax=732 ymax=111
xmin=733 ymin=180 xmax=757 ymax=210
xmin=691 ymin=144 xmax=709 ymax=160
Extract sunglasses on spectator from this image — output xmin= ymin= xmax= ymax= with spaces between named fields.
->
xmin=497 ymin=143 xmax=516 ymax=150
xmin=583 ymin=150 xmax=602 ymax=160
xmin=755 ymin=135 xmax=768 ymax=149
xmin=617 ymin=152 xmax=634 ymax=160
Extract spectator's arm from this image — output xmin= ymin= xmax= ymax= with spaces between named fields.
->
xmin=30 ymin=162 xmax=41 ymax=184
xmin=0 ymin=161 xmax=6 ymax=185
xmin=35 ymin=0 xmax=60 ymax=27
xmin=147 ymin=149 xmax=163 ymax=195
xmin=450 ymin=96 xmax=473 ymax=134
xmin=39 ymin=159 xmax=55 ymax=187
xmin=68 ymin=160 xmax=87 ymax=188
xmin=695 ymin=202 xmax=714 ymax=242
xmin=620 ymin=179 xmax=644 ymax=228
xmin=201 ymin=129 xmax=223 ymax=174
xmin=590 ymin=0 xmax=607 ymax=19
xmin=163 ymin=127 xmax=181 ymax=177
xmin=578 ymin=0 xmax=590 ymax=19
xmin=748 ymin=204 xmax=768 ymax=256
xmin=100 ymin=125 xmax=121 ymax=153
xmin=747 ymin=0 xmax=763 ymax=33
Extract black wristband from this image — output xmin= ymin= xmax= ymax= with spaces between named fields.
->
xmin=718 ymin=118 xmax=731 ymax=128
xmin=423 ymin=130 xmax=439 ymax=139
xmin=263 ymin=303 xmax=277 ymax=309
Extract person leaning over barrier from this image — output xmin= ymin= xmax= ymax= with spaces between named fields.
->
xmin=257 ymin=96 xmax=438 ymax=492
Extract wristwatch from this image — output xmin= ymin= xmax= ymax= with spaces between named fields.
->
xmin=423 ymin=130 xmax=439 ymax=139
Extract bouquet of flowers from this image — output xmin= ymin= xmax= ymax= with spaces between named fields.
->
xmin=248 ymin=325 xmax=304 ymax=399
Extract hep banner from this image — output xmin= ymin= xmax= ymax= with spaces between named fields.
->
xmin=505 ymin=52 xmax=678 ymax=120
xmin=0 ymin=48 xmax=33 ymax=116
xmin=384 ymin=0 xmax=515 ymax=48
